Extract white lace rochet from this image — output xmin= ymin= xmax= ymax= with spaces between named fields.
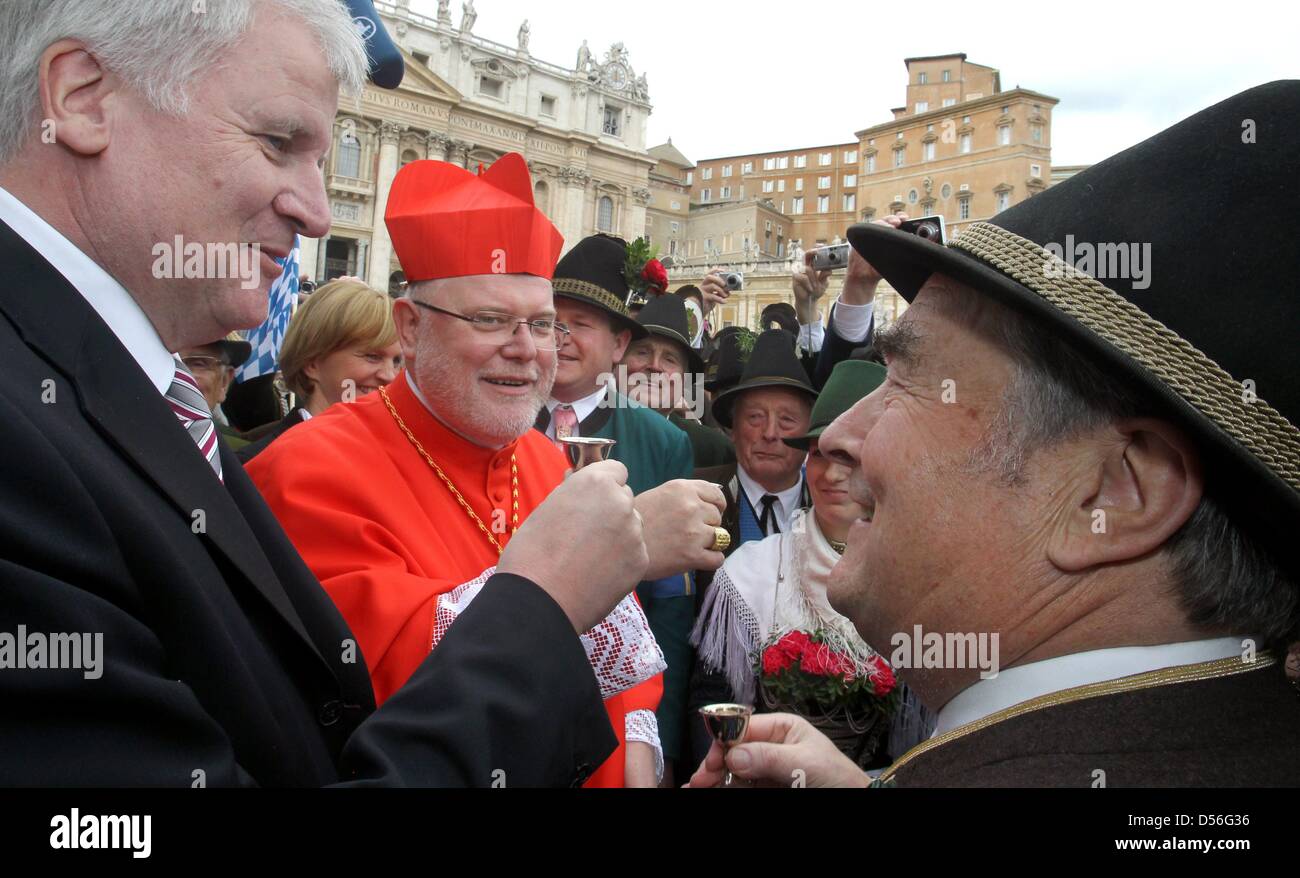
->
xmin=432 ymin=567 xmax=667 ymax=701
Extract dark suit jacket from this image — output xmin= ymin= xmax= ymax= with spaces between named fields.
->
xmin=0 ymin=220 xmax=614 ymax=787
xmin=802 ymin=305 xmax=875 ymax=390
xmin=693 ymin=463 xmax=810 ymax=563
xmin=236 ymin=408 xmax=308 ymax=463
xmin=890 ymin=657 xmax=1300 ymax=787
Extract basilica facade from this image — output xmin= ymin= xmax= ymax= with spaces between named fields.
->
xmin=304 ymin=0 xmax=656 ymax=293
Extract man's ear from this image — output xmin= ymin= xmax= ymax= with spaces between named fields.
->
xmin=39 ymin=40 xmax=116 ymax=157
xmin=392 ymin=298 xmax=421 ymax=364
xmin=611 ymin=327 xmax=633 ymax=363
xmin=1047 ymin=418 xmax=1204 ymax=573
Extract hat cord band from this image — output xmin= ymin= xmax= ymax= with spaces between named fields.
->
xmin=952 ymin=222 xmax=1300 ymax=493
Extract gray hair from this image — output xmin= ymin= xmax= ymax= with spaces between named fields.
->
xmin=0 ymin=0 xmax=368 ymax=165
xmin=926 ymin=282 xmax=1300 ymax=647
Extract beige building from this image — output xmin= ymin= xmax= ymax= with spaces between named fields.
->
xmin=660 ymin=53 xmax=1058 ymax=331
xmin=644 ymin=140 xmax=693 ymax=261
xmin=690 ymin=143 xmax=863 ymax=252
xmin=856 ymin=54 xmax=1058 ymax=237
xmin=1051 ymin=164 xmax=1090 ymax=186
xmin=302 ymin=1 xmax=657 ymax=293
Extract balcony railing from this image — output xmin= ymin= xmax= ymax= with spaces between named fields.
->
xmin=327 ymin=174 xmax=375 ymax=198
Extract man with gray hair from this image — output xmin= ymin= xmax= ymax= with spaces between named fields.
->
xmin=690 ymin=81 xmax=1300 ymax=787
xmin=0 ymin=0 xmax=648 ymax=787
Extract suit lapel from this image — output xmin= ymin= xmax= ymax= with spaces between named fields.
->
xmin=0 ymin=220 xmax=328 ymax=671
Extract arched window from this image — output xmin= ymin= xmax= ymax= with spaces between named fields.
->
xmin=336 ymin=130 xmax=361 ymax=178
xmin=597 ymin=196 xmax=614 ymax=233
xmin=400 ymin=149 xmax=418 ymax=168
xmin=534 ymin=180 xmax=550 ymax=214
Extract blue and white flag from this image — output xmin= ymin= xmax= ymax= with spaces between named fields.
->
xmin=236 ymin=236 xmax=300 ymax=383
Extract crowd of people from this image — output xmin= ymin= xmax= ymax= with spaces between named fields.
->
xmin=0 ymin=0 xmax=1296 ymax=789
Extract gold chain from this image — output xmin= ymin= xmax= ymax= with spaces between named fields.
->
xmin=379 ymin=387 xmax=519 ymax=555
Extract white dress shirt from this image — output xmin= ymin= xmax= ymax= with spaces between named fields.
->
xmin=0 ymin=186 xmax=175 ymax=394
xmin=796 ymin=300 xmax=875 ymax=355
xmin=736 ymin=464 xmax=803 ymax=535
xmin=543 ymin=385 xmax=612 ymax=440
xmin=933 ymin=636 xmax=1248 ymax=737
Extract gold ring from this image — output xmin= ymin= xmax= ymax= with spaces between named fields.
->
xmin=710 ymin=527 xmax=731 ymax=553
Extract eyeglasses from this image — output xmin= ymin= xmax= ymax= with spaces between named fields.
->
xmin=182 ymin=356 xmax=230 ymax=373
xmin=411 ymin=301 xmax=570 ymax=351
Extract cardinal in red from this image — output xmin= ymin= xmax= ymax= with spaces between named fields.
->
xmin=246 ymin=154 xmax=664 ymax=786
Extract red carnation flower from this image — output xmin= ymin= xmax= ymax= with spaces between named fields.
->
xmin=762 ymin=645 xmax=793 ymax=676
xmin=641 ymin=258 xmax=668 ymax=293
xmin=776 ymin=631 xmax=811 ymax=664
xmin=800 ymin=642 xmax=845 ymax=677
xmin=869 ymin=655 xmax=896 ymax=696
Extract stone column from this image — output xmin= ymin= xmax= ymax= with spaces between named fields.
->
xmin=425 ymin=132 xmax=451 ymax=162
xmin=315 ymin=235 xmax=330 ymax=280
xmin=366 ymin=122 xmax=405 ymax=291
xmin=357 ymin=238 xmax=370 ymax=283
xmin=299 ymin=235 xmax=321 ymax=284
xmin=560 ymin=168 xmax=591 ymax=250
xmin=629 ymin=188 xmax=652 ymax=242
xmin=449 ymin=139 xmax=473 ymax=169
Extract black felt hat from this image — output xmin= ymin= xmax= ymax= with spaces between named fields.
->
xmin=846 ymin=80 xmax=1300 ymax=576
xmin=704 ymin=327 xmax=752 ymax=395
xmin=552 ymin=235 xmax=648 ymax=339
xmin=635 ymin=293 xmax=705 ymax=374
xmin=760 ymin=302 xmax=799 ymax=335
xmin=711 ymin=329 xmax=818 ymax=429
xmin=213 ymin=334 xmax=252 ymax=368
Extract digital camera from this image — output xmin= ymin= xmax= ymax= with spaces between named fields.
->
xmin=899 ymin=215 xmax=947 ymax=244
xmin=810 ymin=243 xmax=851 ymax=272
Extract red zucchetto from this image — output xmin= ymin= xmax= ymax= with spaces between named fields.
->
xmin=384 ymin=152 xmax=564 ymax=282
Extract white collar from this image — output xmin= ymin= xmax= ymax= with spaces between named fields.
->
xmin=546 ymin=384 xmax=612 ymax=430
xmin=736 ymin=464 xmax=804 ymax=530
xmin=934 ymin=636 xmax=1248 ymax=736
xmin=0 ymin=186 xmax=175 ymax=395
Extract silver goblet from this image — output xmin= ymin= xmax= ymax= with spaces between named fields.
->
xmin=558 ymin=436 xmax=617 ymax=471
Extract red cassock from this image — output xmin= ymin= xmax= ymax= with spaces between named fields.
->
xmin=245 ymin=372 xmax=662 ymax=787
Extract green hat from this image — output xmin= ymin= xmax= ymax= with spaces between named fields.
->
xmin=635 ymin=293 xmax=705 ymax=374
xmin=551 ymin=234 xmax=649 ymax=339
xmin=784 ymin=359 xmax=886 ymax=450
xmin=711 ymin=329 xmax=818 ymax=429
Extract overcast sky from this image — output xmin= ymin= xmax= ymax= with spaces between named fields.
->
xmin=407 ymin=0 xmax=1297 ymax=166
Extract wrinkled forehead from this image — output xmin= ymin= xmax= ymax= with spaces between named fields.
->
xmin=880 ymin=273 xmax=1005 ymax=370
xmin=736 ymin=386 xmax=813 ymax=418
xmin=632 ymin=334 xmax=688 ymax=358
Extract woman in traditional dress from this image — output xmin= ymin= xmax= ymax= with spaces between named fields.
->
xmin=690 ymin=358 xmax=931 ymax=768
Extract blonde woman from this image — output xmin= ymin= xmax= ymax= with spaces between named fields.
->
xmin=238 ymin=279 xmax=402 ymax=462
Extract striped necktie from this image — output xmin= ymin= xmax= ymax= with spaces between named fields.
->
xmin=166 ymin=357 xmax=223 ymax=482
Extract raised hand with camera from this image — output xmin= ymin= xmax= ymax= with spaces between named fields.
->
xmin=699 ymin=268 xmax=742 ymax=317
xmin=840 ymin=213 xmax=907 ymax=305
